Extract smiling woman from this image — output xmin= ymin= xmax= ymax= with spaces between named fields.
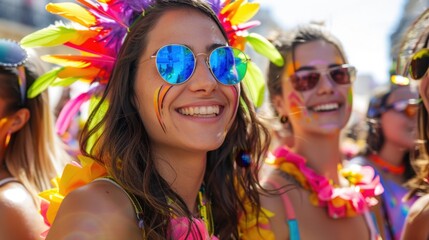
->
xmin=20 ymin=0 xmax=278 ymax=239
xmin=259 ymin=23 xmax=385 ymax=240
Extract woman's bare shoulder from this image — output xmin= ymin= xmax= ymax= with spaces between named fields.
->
xmin=402 ymin=194 xmax=429 ymax=240
xmin=46 ymin=179 xmax=140 ymax=240
xmin=0 ymin=182 xmax=47 ymax=239
xmin=407 ymin=194 xmax=429 ymax=221
xmin=260 ymin=170 xmax=292 ymax=239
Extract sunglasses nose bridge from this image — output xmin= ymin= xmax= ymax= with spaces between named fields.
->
xmin=192 ymin=52 xmax=218 ymax=84
xmin=318 ymin=70 xmax=336 ymax=88
xmin=194 ymin=52 xmax=210 ymax=69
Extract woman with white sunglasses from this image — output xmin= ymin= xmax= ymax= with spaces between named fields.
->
xmin=260 ymin=23 xmax=385 ymax=240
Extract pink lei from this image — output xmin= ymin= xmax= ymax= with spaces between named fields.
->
xmin=169 ymin=217 xmax=218 ymax=240
xmin=267 ymin=146 xmax=384 ymax=219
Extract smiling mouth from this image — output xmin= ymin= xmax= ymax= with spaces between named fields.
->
xmin=177 ymin=105 xmax=221 ymax=117
xmin=310 ymin=103 xmax=340 ymax=112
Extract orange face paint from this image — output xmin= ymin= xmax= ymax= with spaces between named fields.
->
xmin=153 ymin=85 xmax=172 ymax=133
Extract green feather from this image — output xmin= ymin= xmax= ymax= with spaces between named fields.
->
xmin=21 ymin=25 xmax=76 ymax=48
xmin=246 ymin=33 xmax=284 ymax=67
xmin=52 ymin=77 xmax=79 ymax=87
xmin=86 ymin=96 xmax=108 ymax=152
xmin=242 ymin=62 xmax=265 ymax=108
xmin=27 ymin=68 xmax=64 ymax=98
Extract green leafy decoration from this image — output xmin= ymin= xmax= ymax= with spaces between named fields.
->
xmin=246 ymin=32 xmax=284 ymax=67
xmin=242 ymin=61 xmax=265 ymax=108
xmin=86 ymin=96 xmax=108 ymax=153
xmin=52 ymin=77 xmax=80 ymax=87
xmin=21 ymin=25 xmax=76 ymax=47
xmin=27 ymin=67 xmax=64 ymax=98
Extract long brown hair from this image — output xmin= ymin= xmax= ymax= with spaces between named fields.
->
xmin=80 ymin=0 xmax=270 ymax=238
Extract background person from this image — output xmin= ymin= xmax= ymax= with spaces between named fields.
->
xmin=260 ymin=23 xmax=384 ymax=240
xmin=0 ymin=38 xmax=69 ymax=240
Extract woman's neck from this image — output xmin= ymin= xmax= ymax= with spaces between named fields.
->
xmin=293 ymin=132 xmax=342 ymax=184
xmin=378 ymin=142 xmax=407 ymax=167
xmin=154 ymin=148 xmax=207 ymax=213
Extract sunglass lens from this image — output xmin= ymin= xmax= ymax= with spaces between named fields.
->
xmin=290 ymin=72 xmax=320 ymax=91
xmin=209 ymin=47 xmax=247 ymax=85
xmin=392 ymin=100 xmax=419 ymax=118
xmin=409 ymin=48 xmax=429 ymax=80
xmin=155 ymin=45 xmax=195 ymax=84
xmin=329 ymin=67 xmax=353 ymax=84
xmin=404 ymin=104 xmax=419 ymax=118
xmin=0 ymin=39 xmax=27 ymax=66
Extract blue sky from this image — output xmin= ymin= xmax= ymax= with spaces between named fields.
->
xmin=260 ymin=0 xmax=406 ymax=85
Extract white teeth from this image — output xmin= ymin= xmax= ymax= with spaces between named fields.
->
xmin=178 ymin=105 xmax=220 ymax=116
xmin=312 ymin=103 xmax=339 ymax=112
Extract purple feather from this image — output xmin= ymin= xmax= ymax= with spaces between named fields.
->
xmin=207 ymin=0 xmax=222 ymax=14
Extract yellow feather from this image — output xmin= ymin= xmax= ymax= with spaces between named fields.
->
xmin=41 ymin=55 xmax=91 ymax=68
xmin=46 ymin=3 xmax=97 ymax=27
xmin=221 ymin=0 xmax=244 ymax=15
xmin=58 ymin=66 xmax=100 ymax=81
xmin=230 ymin=2 xmax=260 ymax=25
xmin=21 ymin=24 xmax=99 ymax=48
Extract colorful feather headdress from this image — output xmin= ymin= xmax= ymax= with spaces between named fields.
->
xmin=21 ymin=0 xmax=283 ymax=136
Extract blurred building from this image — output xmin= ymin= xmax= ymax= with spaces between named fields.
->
xmin=390 ymin=0 xmax=429 ymax=67
xmin=0 ymin=0 xmax=70 ymax=40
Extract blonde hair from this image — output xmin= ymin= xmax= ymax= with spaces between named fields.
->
xmin=1 ymin=50 xmax=70 ymax=206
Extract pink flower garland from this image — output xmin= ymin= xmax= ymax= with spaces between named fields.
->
xmin=268 ymin=146 xmax=384 ymax=219
xmin=169 ymin=217 xmax=219 ymax=240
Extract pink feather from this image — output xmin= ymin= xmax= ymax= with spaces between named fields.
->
xmin=56 ymin=90 xmax=92 ymax=135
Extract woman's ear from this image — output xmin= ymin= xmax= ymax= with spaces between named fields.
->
xmin=8 ymin=108 xmax=30 ymax=134
xmin=272 ymin=95 xmax=287 ymax=117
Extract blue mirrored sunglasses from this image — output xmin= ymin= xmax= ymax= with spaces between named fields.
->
xmin=0 ymin=39 xmax=28 ymax=104
xmin=144 ymin=44 xmax=249 ymax=85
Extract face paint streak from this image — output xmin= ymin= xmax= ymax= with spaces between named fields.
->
xmin=347 ymin=87 xmax=353 ymax=105
xmin=159 ymin=85 xmax=173 ymax=110
xmin=0 ymin=118 xmax=7 ymax=127
xmin=288 ymin=92 xmax=304 ymax=120
xmin=153 ymin=85 xmax=172 ymax=133
xmin=0 ymin=118 xmax=9 ymax=149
